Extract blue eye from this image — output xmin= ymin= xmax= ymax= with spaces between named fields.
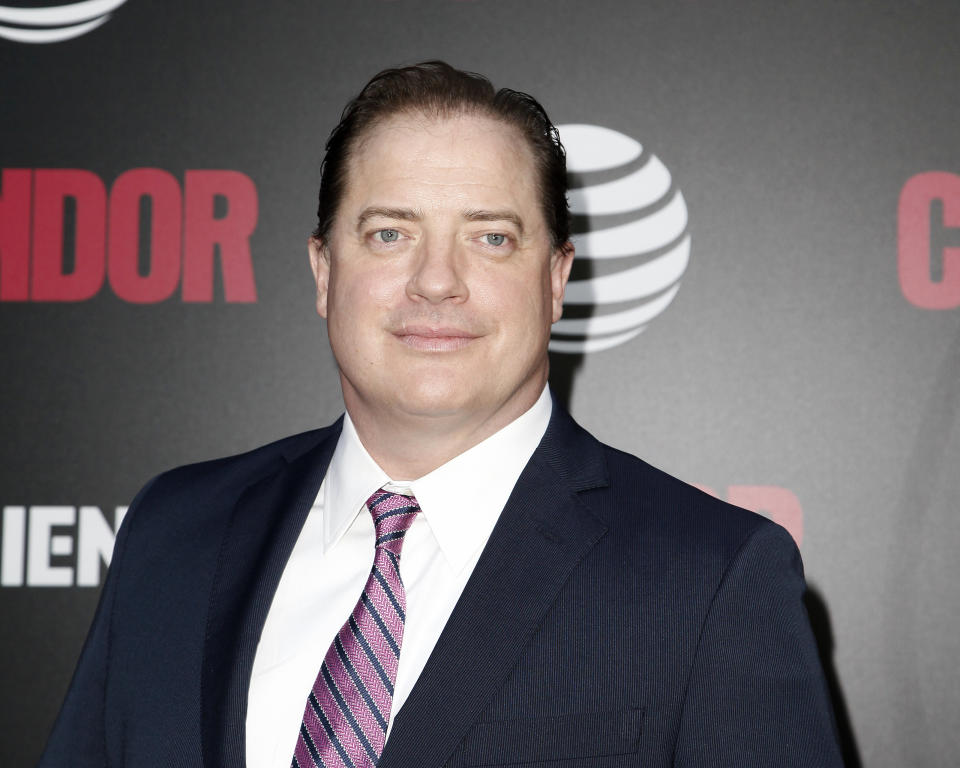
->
xmin=484 ymin=233 xmax=506 ymax=246
xmin=377 ymin=229 xmax=400 ymax=242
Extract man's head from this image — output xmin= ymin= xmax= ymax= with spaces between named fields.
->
xmin=309 ymin=62 xmax=574 ymax=469
xmin=314 ymin=61 xmax=570 ymax=251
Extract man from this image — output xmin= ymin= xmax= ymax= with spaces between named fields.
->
xmin=41 ymin=62 xmax=843 ymax=767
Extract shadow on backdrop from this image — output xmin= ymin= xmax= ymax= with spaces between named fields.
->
xmin=548 ymin=169 xmax=593 ymax=408
xmin=805 ymin=586 xmax=862 ymax=768
xmin=884 ymin=322 xmax=960 ymax=768
xmin=548 ymin=143 xmax=691 ymax=407
xmin=548 ymin=349 xmax=583 ymax=411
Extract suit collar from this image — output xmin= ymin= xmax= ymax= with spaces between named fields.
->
xmin=537 ymin=389 xmax=609 ymax=493
xmin=201 ymin=420 xmax=342 ymax=768
xmin=405 ymin=385 xmax=553 ymax=573
xmin=378 ymin=397 xmax=610 ymax=768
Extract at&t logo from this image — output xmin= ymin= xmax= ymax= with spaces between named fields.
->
xmin=552 ymin=124 xmax=690 ymax=354
xmin=0 ymin=0 xmax=128 ymax=44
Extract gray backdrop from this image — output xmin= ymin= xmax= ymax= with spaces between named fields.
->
xmin=2 ymin=1 xmax=958 ymax=766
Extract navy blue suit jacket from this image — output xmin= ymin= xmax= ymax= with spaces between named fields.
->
xmin=41 ymin=401 xmax=843 ymax=767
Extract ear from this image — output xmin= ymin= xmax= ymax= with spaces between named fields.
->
xmin=549 ymin=241 xmax=575 ymax=323
xmin=308 ymin=236 xmax=330 ymax=318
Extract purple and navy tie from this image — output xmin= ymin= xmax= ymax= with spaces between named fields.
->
xmin=292 ymin=489 xmax=420 ymax=768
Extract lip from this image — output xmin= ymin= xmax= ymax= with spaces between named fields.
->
xmin=393 ymin=325 xmax=480 ymax=352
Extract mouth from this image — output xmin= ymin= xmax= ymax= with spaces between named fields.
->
xmin=392 ymin=325 xmax=481 ymax=352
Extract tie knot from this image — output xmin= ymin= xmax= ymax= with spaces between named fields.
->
xmin=366 ymin=489 xmax=420 ymax=552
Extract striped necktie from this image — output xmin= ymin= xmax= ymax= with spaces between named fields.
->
xmin=292 ymin=489 xmax=420 ymax=768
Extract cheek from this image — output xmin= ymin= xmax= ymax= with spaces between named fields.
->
xmin=329 ymin=265 xmax=394 ymax=316
xmin=474 ymin=269 xmax=553 ymax=333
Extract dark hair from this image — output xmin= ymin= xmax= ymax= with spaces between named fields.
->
xmin=314 ymin=61 xmax=570 ymax=249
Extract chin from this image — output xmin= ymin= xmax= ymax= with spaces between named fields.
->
xmin=394 ymin=387 xmax=474 ymax=419
xmin=390 ymin=369 xmax=487 ymax=415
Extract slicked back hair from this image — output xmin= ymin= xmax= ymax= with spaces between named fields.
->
xmin=314 ymin=61 xmax=570 ymax=250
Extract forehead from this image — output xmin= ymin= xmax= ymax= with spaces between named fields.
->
xmin=341 ymin=111 xmax=542 ymax=221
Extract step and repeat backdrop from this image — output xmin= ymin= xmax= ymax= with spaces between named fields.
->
xmin=2 ymin=1 xmax=959 ymax=765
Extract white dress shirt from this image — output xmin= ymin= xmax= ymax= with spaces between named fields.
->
xmin=246 ymin=386 xmax=552 ymax=768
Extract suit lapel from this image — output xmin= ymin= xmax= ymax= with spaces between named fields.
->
xmin=378 ymin=403 xmax=609 ymax=768
xmin=201 ymin=423 xmax=342 ymax=768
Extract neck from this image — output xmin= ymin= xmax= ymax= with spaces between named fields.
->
xmin=344 ymin=380 xmax=547 ymax=480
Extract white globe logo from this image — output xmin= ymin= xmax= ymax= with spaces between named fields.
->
xmin=551 ymin=124 xmax=690 ymax=354
xmin=0 ymin=0 xmax=128 ymax=43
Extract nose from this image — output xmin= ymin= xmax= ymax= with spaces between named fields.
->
xmin=405 ymin=235 xmax=468 ymax=304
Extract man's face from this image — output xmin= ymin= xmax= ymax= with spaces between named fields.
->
xmin=310 ymin=111 xmax=573 ymax=436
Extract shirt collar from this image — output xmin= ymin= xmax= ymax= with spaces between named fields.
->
xmin=323 ymin=386 xmax=553 ymax=570
xmin=322 ymin=415 xmax=391 ymax=552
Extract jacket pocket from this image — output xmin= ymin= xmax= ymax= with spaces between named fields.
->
xmin=456 ymin=706 xmax=644 ymax=766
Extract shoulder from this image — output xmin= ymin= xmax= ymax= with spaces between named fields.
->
xmin=593 ymin=439 xmax=788 ymax=570
xmin=578 ymin=438 xmax=806 ymax=653
xmin=117 ymin=420 xmax=342 ymax=543
xmin=144 ymin=421 xmax=339 ymax=499
xmin=543 ymin=400 xmax=781 ymax=564
xmin=102 ymin=421 xmax=343 ymax=595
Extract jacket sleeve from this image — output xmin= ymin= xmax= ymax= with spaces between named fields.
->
xmin=673 ymin=521 xmax=844 ymax=768
xmin=37 ymin=477 xmax=153 ymax=767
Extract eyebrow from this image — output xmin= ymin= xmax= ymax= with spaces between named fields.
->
xmin=463 ymin=209 xmax=524 ymax=235
xmin=355 ymin=206 xmax=524 ymax=235
xmin=356 ymin=207 xmax=422 ymax=227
